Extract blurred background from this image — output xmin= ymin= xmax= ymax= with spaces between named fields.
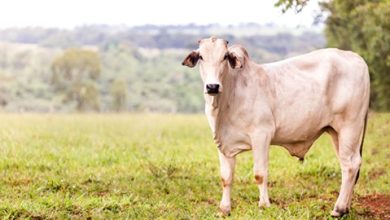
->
xmin=0 ymin=0 xmax=388 ymax=113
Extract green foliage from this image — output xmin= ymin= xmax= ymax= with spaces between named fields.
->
xmin=324 ymin=0 xmax=390 ymax=111
xmin=110 ymin=78 xmax=128 ymax=112
xmin=0 ymin=113 xmax=388 ymax=218
xmin=70 ymin=80 xmax=100 ymax=111
xmin=275 ymin=0 xmax=309 ymax=13
xmin=0 ymin=25 xmax=325 ymax=113
xmin=51 ymin=48 xmax=101 ymax=111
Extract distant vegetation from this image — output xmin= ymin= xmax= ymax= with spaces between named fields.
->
xmin=0 ymin=24 xmax=325 ymax=112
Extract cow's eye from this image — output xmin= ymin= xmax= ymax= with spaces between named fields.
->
xmin=199 ymin=55 xmax=203 ymax=60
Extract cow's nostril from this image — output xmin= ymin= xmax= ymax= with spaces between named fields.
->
xmin=206 ymin=84 xmax=219 ymax=90
xmin=206 ymin=84 xmax=220 ymax=94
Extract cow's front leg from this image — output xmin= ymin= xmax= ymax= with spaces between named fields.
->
xmin=218 ymin=150 xmax=236 ymax=215
xmin=252 ymin=133 xmax=271 ymax=208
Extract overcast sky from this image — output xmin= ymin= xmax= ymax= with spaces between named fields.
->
xmin=0 ymin=0 xmax=321 ymax=29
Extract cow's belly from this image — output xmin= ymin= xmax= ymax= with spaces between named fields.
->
xmin=270 ymin=92 xmax=333 ymax=143
xmin=272 ymin=124 xmax=323 ymax=144
xmin=271 ymin=111 xmax=332 ymax=144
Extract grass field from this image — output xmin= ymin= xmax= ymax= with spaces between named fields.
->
xmin=0 ymin=113 xmax=388 ymax=219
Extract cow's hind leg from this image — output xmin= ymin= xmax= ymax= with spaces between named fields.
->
xmin=218 ymin=150 xmax=236 ymax=215
xmin=331 ymin=123 xmax=364 ymax=217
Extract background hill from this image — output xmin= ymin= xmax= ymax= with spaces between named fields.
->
xmin=0 ymin=24 xmax=325 ymax=112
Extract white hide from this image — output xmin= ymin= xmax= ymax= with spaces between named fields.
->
xmin=182 ymin=37 xmax=370 ymax=217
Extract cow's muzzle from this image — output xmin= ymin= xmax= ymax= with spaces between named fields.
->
xmin=206 ymin=84 xmax=220 ymax=94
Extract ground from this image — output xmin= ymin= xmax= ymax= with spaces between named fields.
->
xmin=0 ymin=113 xmax=388 ymax=219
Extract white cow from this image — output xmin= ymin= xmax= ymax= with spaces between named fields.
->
xmin=182 ymin=37 xmax=369 ymax=217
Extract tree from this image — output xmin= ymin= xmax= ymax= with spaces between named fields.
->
xmin=275 ymin=0 xmax=309 ymax=13
xmin=51 ymin=48 xmax=101 ymax=111
xmin=110 ymin=78 xmax=128 ymax=112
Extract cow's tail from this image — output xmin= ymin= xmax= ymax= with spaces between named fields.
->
xmin=355 ymin=111 xmax=368 ymax=184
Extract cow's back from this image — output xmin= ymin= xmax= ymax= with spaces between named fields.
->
xmin=260 ymin=48 xmax=369 ymax=144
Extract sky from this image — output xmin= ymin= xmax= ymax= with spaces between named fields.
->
xmin=0 ymin=0 xmax=321 ymax=29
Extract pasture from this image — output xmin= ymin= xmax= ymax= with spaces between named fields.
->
xmin=0 ymin=113 xmax=388 ymax=219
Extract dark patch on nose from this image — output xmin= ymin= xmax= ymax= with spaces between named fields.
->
xmin=206 ymin=84 xmax=220 ymax=94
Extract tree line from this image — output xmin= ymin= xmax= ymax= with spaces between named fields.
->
xmin=0 ymin=24 xmax=325 ymax=113
xmin=3 ymin=4 xmax=388 ymax=113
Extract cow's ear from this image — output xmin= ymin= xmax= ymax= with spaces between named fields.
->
xmin=182 ymin=51 xmax=200 ymax=68
xmin=227 ymin=52 xmax=243 ymax=69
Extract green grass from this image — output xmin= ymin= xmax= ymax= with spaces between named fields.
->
xmin=0 ymin=113 xmax=388 ymax=219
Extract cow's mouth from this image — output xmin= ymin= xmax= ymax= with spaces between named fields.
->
xmin=206 ymin=91 xmax=220 ymax=96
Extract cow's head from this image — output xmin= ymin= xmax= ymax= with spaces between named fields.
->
xmin=182 ymin=37 xmax=243 ymax=95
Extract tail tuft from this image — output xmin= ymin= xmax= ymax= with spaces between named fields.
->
xmin=355 ymin=112 xmax=368 ymax=184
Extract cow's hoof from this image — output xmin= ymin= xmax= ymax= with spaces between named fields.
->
xmin=258 ymin=201 xmax=271 ymax=208
xmin=219 ymin=205 xmax=231 ymax=216
xmin=331 ymin=207 xmax=349 ymax=218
